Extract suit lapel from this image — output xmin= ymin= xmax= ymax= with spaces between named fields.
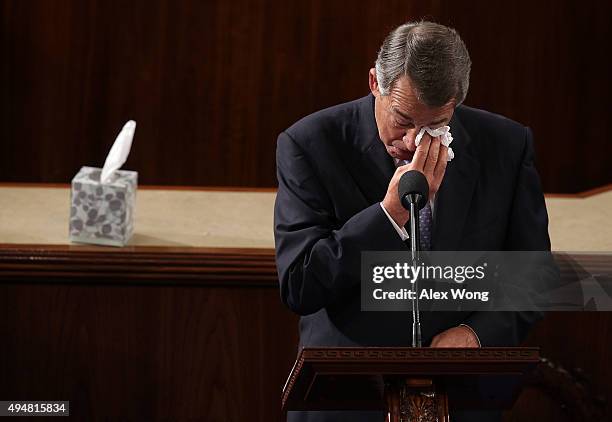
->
xmin=433 ymin=111 xmax=480 ymax=251
xmin=348 ymin=94 xmax=395 ymax=204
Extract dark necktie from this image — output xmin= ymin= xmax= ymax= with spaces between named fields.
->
xmin=419 ymin=202 xmax=432 ymax=251
xmin=398 ymin=160 xmax=433 ymax=251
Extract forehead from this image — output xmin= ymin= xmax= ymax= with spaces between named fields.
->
xmin=387 ymin=76 xmax=455 ymax=121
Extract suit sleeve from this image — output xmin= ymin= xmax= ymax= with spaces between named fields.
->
xmin=464 ymin=127 xmax=558 ymax=346
xmin=274 ymin=131 xmax=407 ymax=316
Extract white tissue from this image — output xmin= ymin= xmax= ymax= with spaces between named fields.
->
xmin=414 ymin=125 xmax=455 ymax=161
xmin=100 ymin=120 xmax=136 ymax=184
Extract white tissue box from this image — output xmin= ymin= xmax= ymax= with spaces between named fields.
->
xmin=69 ymin=166 xmax=137 ymax=246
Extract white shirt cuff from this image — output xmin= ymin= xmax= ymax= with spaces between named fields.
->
xmin=379 ymin=202 xmax=409 ymax=241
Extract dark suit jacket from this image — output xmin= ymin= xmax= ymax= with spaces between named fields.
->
xmin=274 ymin=94 xmax=552 ymax=421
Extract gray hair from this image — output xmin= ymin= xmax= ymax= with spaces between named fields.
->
xmin=375 ymin=21 xmax=471 ymax=106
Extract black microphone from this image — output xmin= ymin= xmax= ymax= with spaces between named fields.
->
xmin=398 ymin=170 xmax=429 ymax=211
xmin=398 ymin=170 xmax=429 ymax=256
xmin=397 ymin=170 xmax=429 ymax=347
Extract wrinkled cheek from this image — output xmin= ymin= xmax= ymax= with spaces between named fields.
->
xmin=380 ymin=125 xmax=403 ymax=145
xmin=382 ymin=131 xmax=402 ymax=146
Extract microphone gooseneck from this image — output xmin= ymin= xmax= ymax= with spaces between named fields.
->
xmin=397 ymin=170 xmax=429 ymax=348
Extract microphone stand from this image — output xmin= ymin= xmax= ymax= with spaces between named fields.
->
xmin=407 ymin=193 xmax=423 ymax=348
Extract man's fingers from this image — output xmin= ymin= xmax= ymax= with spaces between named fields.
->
xmin=411 ymin=134 xmax=431 ymax=171
xmin=423 ymin=137 xmax=441 ymax=175
xmin=433 ymin=145 xmax=449 ymax=181
xmin=394 ymin=163 xmax=410 ymax=178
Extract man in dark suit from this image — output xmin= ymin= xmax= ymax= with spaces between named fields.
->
xmin=274 ymin=21 xmax=551 ymax=422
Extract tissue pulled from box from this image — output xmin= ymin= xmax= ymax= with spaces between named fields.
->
xmin=414 ymin=125 xmax=455 ymax=161
xmin=100 ymin=120 xmax=136 ymax=184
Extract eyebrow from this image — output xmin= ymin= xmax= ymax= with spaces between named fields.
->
xmin=393 ymin=107 xmax=447 ymax=126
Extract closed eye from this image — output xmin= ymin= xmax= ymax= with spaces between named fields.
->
xmin=395 ymin=120 xmax=415 ymax=128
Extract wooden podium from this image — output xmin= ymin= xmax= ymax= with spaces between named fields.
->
xmin=282 ymin=347 xmax=540 ymax=421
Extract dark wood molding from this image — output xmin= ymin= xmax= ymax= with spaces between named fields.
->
xmin=282 ymin=347 xmax=540 ymax=412
xmin=0 ymin=244 xmax=277 ymax=286
xmin=0 ymin=182 xmax=70 ymax=189
xmin=1 ymin=245 xmax=609 ymax=287
xmin=300 ymin=347 xmax=540 ymax=362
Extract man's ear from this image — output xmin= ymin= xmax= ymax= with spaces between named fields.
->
xmin=369 ymin=68 xmax=380 ymax=97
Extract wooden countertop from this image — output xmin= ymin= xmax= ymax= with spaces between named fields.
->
xmin=1 ymin=183 xmax=611 ymax=251
xmin=0 ymin=183 xmax=610 ymax=284
xmin=0 ymin=184 xmax=277 ymax=249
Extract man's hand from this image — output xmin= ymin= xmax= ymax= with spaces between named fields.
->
xmin=430 ymin=325 xmax=480 ymax=348
xmin=381 ymin=134 xmax=449 ymax=226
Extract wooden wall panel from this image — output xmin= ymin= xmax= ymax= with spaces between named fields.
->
xmin=1 ymin=282 xmax=610 ymax=420
xmin=1 ymin=245 xmax=610 ymax=420
xmin=0 ymin=281 xmax=299 ymax=421
xmin=0 ymin=0 xmax=610 ymax=192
